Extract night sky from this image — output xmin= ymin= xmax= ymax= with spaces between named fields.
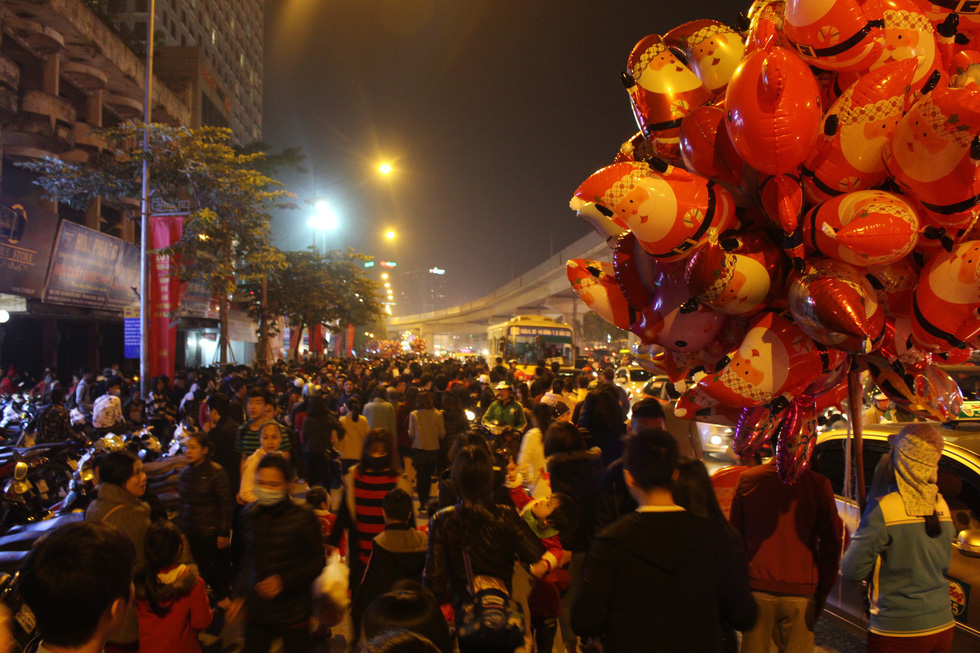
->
xmin=262 ymin=0 xmax=740 ymax=314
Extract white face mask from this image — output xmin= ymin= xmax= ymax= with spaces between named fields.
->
xmin=254 ymin=487 xmax=287 ymax=506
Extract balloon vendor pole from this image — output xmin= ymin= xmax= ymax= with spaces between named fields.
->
xmin=846 ymin=362 xmax=867 ymax=513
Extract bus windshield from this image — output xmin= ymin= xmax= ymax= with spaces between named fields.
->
xmin=506 ymin=328 xmax=573 ymax=365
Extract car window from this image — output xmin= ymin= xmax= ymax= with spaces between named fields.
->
xmin=630 ymin=369 xmax=653 ymax=383
xmin=938 ymin=457 xmax=980 ymax=533
xmin=812 ymin=439 xmax=889 ymax=497
xmin=616 ymin=370 xmax=627 ymax=382
xmin=645 ymin=380 xmax=666 ymax=399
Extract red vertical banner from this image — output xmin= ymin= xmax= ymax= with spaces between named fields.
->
xmin=311 ymin=324 xmax=323 ymax=358
xmin=346 ymin=323 xmax=355 ymax=357
xmin=148 ymin=216 xmax=183 ymax=381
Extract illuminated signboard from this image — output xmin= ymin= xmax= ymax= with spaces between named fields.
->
xmin=364 ymin=261 xmax=375 ymax=268
xmin=429 ymin=267 xmax=445 ymax=275
xmin=380 ymin=261 xmax=397 ymax=268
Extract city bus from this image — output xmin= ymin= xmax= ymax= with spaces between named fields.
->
xmin=487 ymin=316 xmax=574 ymax=371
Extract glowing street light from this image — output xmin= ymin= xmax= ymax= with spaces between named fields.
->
xmin=384 ymin=229 xmax=396 ymax=240
xmin=384 ymin=282 xmax=391 ymax=288
xmin=381 ymin=273 xmax=389 ymax=280
xmin=378 ymin=163 xmax=392 ymax=175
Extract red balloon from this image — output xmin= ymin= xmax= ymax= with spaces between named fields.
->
xmin=864 ymin=257 xmax=919 ymax=316
xmin=884 ymin=85 xmax=980 ymax=229
xmin=679 ymin=105 xmax=745 ymax=186
xmin=802 ymin=59 xmax=916 ymax=202
xmin=783 ymin=0 xmax=883 ymax=72
xmin=631 ymin=261 xmax=727 ymax=353
xmin=911 ymin=240 xmax=980 ymax=352
xmin=664 ymin=20 xmax=746 ymax=97
xmin=685 ymin=230 xmax=787 ymax=316
xmin=566 ymin=259 xmax=633 ymax=331
xmin=612 ymin=232 xmax=658 ymax=310
xmin=725 ymin=44 xmax=823 ymax=175
xmin=787 ymin=258 xmax=885 ymax=353
xmin=803 ymin=190 xmax=920 ymax=266
xmin=759 ymin=173 xmax=807 ymax=262
xmin=776 ymin=396 xmax=818 ymax=484
xmin=745 ymin=0 xmax=789 ymax=54
xmin=570 ymin=161 xmax=737 ymax=262
xmin=866 ymin=353 xmax=964 ymax=420
xmin=733 ymin=404 xmax=780 ymax=457
xmin=625 ymin=35 xmax=713 ymax=160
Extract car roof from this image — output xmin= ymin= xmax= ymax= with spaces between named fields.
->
xmin=818 ymin=422 xmax=980 ymax=470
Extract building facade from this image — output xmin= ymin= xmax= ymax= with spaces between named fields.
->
xmin=106 ymin=0 xmax=262 ymax=144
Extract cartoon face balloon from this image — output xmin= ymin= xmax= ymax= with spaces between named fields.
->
xmin=803 ymin=190 xmax=920 ymax=266
xmin=911 ymin=240 xmax=980 ymax=351
xmin=745 ymin=0 xmax=789 ymax=53
xmin=625 ymin=35 xmax=713 ymax=161
xmin=884 ymin=86 xmax=980 ymax=228
xmin=802 ymin=59 xmax=915 ymax=202
xmin=782 ymin=0 xmax=883 ymax=72
xmin=787 ymin=258 xmax=885 ymax=353
xmin=612 ymin=232 xmax=658 ymax=310
xmin=664 ymin=20 xmax=746 ymax=96
xmin=725 ymin=44 xmax=823 ymax=175
xmin=570 ymin=161 xmax=737 ymax=261
xmin=865 ymin=257 xmax=919 ymax=316
xmin=566 ymin=259 xmax=634 ymax=331
xmin=685 ymin=230 xmax=787 ymax=315
xmin=776 ymin=396 xmax=819 ymax=484
xmin=675 ymin=309 xmax=847 ymax=414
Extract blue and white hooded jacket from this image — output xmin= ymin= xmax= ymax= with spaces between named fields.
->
xmin=840 ymin=487 xmax=955 ymax=637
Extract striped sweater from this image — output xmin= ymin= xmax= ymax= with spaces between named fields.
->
xmin=348 ymin=468 xmax=400 ymax=564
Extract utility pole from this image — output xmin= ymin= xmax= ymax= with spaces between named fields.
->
xmin=139 ymin=0 xmax=155 ymax=397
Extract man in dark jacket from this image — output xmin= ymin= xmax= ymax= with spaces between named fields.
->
xmin=351 ymin=488 xmax=428 ymax=632
xmin=228 ymin=454 xmax=324 ymax=653
xmin=205 ymin=393 xmax=242 ymax=491
xmin=572 ymin=429 xmax=757 ymax=652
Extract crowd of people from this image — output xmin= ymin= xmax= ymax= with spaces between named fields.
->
xmin=6 ymin=355 xmax=961 ymax=653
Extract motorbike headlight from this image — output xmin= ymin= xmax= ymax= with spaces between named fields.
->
xmin=464 ymin=410 xmax=475 ymax=421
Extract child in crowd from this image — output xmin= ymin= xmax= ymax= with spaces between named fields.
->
xmin=352 ymin=488 xmax=429 ymax=634
xmin=306 ymin=486 xmax=345 ymax=557
xmin=136 ymin=521 xmax=213 ymax=653
xmin=238 ymin=422 xmax=282 ymax=504
xmin=506 ymin=465 xmax=578 ymax=653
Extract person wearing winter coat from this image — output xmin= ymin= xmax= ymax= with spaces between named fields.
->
xmin=301 ymin=395 xmax=340 ymax=489
xmin=86 ymin=450 xmax=153 ymax=649
xmin=136 ymin=521 xmax=213 ymax=653
xmin=227 ymin=454 xmax=325 ymax=653
xmin=409 ymin=392 xmax=445 ymax=510
xmin=178 ymin=432 xmax=234 ymax=605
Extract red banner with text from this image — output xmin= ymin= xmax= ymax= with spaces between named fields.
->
xmin=149 ymin=216 xmax=183 ymax=381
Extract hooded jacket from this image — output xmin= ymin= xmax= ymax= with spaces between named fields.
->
xmin=136 ymin=564 xmax=212 ymax=653
xmin=547 ymin=447 xmax=605 ymax=553
xmin=351 ymin=523 xmax=428 ymax=631
xmin=572 ymin=510 xmax=757 ymax=653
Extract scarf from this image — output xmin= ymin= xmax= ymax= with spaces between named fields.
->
xmin=889 ymin=423 xmax=943 ymax=517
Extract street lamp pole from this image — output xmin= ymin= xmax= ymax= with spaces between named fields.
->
xmin=139 ymin=0 xmax=155 ymax=398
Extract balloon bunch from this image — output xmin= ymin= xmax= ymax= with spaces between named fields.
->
xmin=566 ymin=1 xmax=980 ymax=483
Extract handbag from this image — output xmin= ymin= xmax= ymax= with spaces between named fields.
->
xmin=455 ymin=549 xmax=526 ymax=651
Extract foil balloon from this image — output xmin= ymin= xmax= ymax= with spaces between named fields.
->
xmin=685 ymin=230 xmax=786 ymax=315
xmin=660 ymin=317 xmax=749 ymax=382
xmin=949 ymin=50 xmax=980 ymax=89
xmin=624 ymin=35 xmax=713 ymax=161
xmin=884 ymin=85 xmax=980 ymax=229
xmin=802 ymin=59 xmax=915 ymax=202
xmin=759 ymin=173 xmax=807 ymax=263
xmin=724 ymin=43 xmax=823 ymax=175
xmin=631 ymin=261 xmax=727 ymax=353
xmin=732 ymin=404 xmax=780 ymax=457
xmin=612 ymin=232 xmax=658 ymax=309
xmin=782 ymin=0 xmax=883 ymax=72
xmin=776 ymin=396 xmax=818 ymax=484
xmin=675 ymin=309 xmax=847 ymax=416
xmin=615 ymin=132 xmax=657 ymax=164
xmin=866 ymin=1 xmax=942 ymax=94
xmin=570 ymin=161 xmax=737 ymax=262
xmin=865 ymin=353 xmax=964 ymax=420
xmin=679 ymin=105 xmax=745 ymax=186
xmin=787 ymin=258 xmax=885 ymax=353
xmin=910 ymin=0 xmax=980 ymax=44
xmin=911 ymin=240 xmax=980 ymax=351
xmin=664 ymin=20 xmax=746 ymax=96
xmin=566 ymin=259 xmax=634 ymax=331
xmin=745 ymin=0 xmax=789 ymax=53
xmin=803 ymin=190 xmax=920 ymax=266
xmin=864 ymin=257 xmax=919 ymax=316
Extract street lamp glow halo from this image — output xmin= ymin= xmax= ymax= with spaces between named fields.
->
xmin=378 ymin=163 xmax=392 ymax=175
xmin=384 ymin=230 xmax=396 ymax=240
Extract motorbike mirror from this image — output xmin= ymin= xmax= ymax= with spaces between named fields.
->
xmin=957 ymin=530 xmax=980 ymax=558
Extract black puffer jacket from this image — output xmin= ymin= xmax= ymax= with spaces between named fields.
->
xmin=178 ymin=459 xmax=233 ymax=538
xmin=423 ymin=501 xmax=545 ymax=609
xmin=547 ymin=447 xmax=605 ymax=553
xmin=239 ymin=498 xmax=325 ymax=627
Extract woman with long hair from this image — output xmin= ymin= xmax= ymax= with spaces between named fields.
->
xmin=423 ymin=445 xmax=549 ymax=651
xmin=841 ymin=424 xmax=956 ymax=652
xmin=409 ymin=392 xmax=445 ymax=511
xmin=330 ymin=429 xmax=409 ymax=596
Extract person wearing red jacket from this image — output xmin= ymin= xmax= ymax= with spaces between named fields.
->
xmin=136 ymin=521 xmax=213 ymax=653
xmin=730 ymin=459 xmax=844 ymax=653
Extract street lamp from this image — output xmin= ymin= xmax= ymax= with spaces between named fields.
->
xmin=308 ymin=200 xmax=339 ymax=251
xmin=378 ymin=163 xmax=392 ymax=175
xmin=384 ymin=229 xmax=396 ymax=241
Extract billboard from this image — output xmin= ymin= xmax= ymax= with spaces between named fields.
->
xmin=0 ymin=201 xmax=59 ymax=299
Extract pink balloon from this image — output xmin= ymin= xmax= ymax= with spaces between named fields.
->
xmin=733 ymin=405 xmax=779 ymax=458
xmin=776 ymin=396 xmax=818 ymax=484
